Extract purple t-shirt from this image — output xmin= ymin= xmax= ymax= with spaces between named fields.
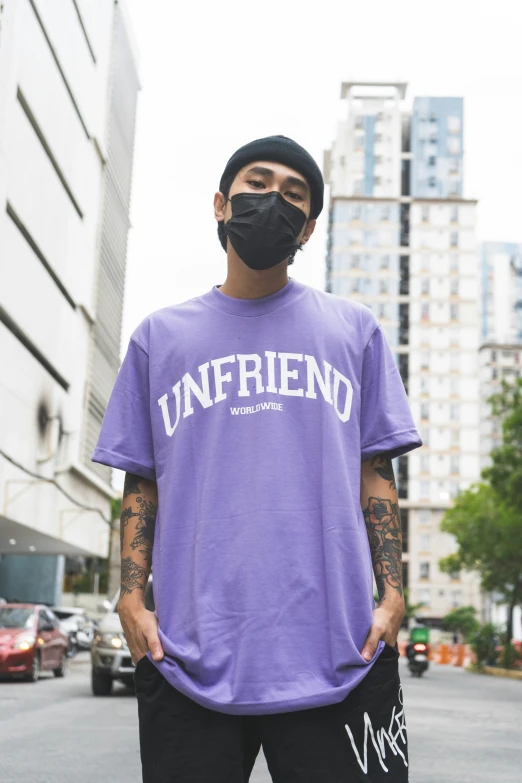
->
xmin=92 ymin=277 xmax=421 ymax=715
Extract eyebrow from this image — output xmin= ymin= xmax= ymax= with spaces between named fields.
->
xmin=245 ymin=165 xmax=309 ymax=194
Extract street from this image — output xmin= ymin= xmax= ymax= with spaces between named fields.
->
xmin=1 ymin=656 xmax=521 ymax=783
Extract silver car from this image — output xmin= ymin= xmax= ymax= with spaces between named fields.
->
xmin=91 ymin=578 xmax=154 ymax=696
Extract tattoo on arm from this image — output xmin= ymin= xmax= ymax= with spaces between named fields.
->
xmin=363 ymin=496 xmax=403 ymax=603
xmin=123 ymin=472 xmax=143 ymax=496
xmin=129 ymin=496 xmax=157 ymax=561
xmin=120 ymin=557 xmax=147 ymax=596
xmin=370 ymin=453 xmax=396 ymax=491
xmin=120 ymin=473 xmax=158 ymax=595
xmin=120 ymin=473 xmax=158 ymax=558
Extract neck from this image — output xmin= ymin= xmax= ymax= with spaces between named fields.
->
xmin=218 ymin=246 xmax=290 ymax=300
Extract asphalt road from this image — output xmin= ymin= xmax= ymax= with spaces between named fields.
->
xmin=1 ymin=655 xmax=521 ymax=783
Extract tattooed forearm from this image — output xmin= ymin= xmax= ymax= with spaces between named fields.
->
xmin=119 ymin=472 xmax=158 ymax=599
xmin=121 ymin=557 xmax=147 ymax=595
xmin=129 ymin=496 xmax=157 ymax=560
xmin=370 ymin=453 xmax=396 ymax=491
xmin=363 ymin=497 xmax=403 ymax=602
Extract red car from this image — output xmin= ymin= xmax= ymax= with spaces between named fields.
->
xmin=0 ymin=604 xmax=68 ymax=681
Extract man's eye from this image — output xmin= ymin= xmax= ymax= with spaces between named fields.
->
xmin=248 ymin=180 xmax=265 ymax=188
xmin=287 ymin=192 xmax=303 ymax=201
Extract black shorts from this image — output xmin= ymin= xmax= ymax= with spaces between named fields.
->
xmin=134 ymin=642 xmax=408 ymax=782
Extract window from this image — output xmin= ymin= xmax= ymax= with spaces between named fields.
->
xmin=428 ymin=177 xmax=437 ymax=188
xmin=374 ymin=133 xmax=383 ymax=143
xmin=421 ymin=205 xmax=429 ymax=222
xmin=419 ymin=509 xmax=431 ymax=525
xmin=351 ymin=254 xmax=361 ymax=268
xmin=450 ymin=455 xmax=459 ymax=473
xmin=448 ymin=115 xmax=461 ymax=133
xmin=450 ymin=590 xmax=461 ymax=608
xmin=450 ymin=377 xmax=459 ymax=395
xmin=450 ymin=255 xmax=459 ymax=272
xmin=354 ymin=115 xmax=364 ymax=129
xmin=420 ymin=427 xmax=429 ymax=446
xmin=449 ymin=481 xmax=460 ymax=499
xmin=420 ymin=481 xmax=430 ymax=499
xmin=354 ymin=179 xmax=364 ymax=195
xmin=450 ymin=232 xmax=458 ymax=247
xmin=420 ymin=534 xmax=431 ymax=551
xmin=421 ymin=303 xmax=430 ymax=321
xmin=450 ymin=304 xmax=459 ymax=321
xmin=420 ymin=562 xmax=430 ymax=580
xmin=449 ymin=568 xmax=461 ymax=580
xmin=450 ymin=278 xmax=459 ymax=295
xmin=451 ymin=429 xmax=460 ymax=447
xmin=421 ymin=351 xmax=430 ymax=370
xmin=352 ymin=205 xmax=361 ymax=220
xmin=421 ymin=278 xmax=430 ymax=295
xmin=450 ymin=404 xmax=460 ymax=420
xmin=379 ymin=279 xmax=388 ymax=294
xmin=378 ymin=303 xmax=387 ymax=319
xmin=419 ymin=588 xmax=431 ymax=607
xmin=421 ymin=403 xmax=429 ymax=420
xmin=450 ymin=205 xmax=459 ymax=223
xmin=448 ymin=137 xmax=461 ymax=155
xmin=381 ymin=206 xmax=391 ymax=221
xmin=420 ymin=377 xmax=429 ymax=393
xmin=352 ymin=279 xmax=360 ymax=293
xmin=428 ymin=155 xmax=436 ymax=166
xmin=420 ymin=455 xmax=429 ymax=472
xmin=380 ymin=255 xmax=390 ymax=269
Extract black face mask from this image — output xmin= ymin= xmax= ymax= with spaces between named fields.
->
xmin=223 ymin=191 xmax=307 ymax=270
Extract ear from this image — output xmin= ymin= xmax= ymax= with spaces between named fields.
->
xmin=214 ymin=192 xmax=227 ymax=222
xmin=300 ymin=218 xmax=316 ymax=246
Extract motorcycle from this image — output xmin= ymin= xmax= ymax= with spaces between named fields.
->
xmin=407 ymin=641 xmax=429 ymax=677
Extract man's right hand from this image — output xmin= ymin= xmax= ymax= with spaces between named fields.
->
xmin=118 ymin=600 xmax=164 ymax=665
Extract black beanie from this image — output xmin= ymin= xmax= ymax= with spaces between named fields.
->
xmin=219 ymin=135 xmax=324 ymax=220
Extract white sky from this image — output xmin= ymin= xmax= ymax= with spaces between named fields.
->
xmin=122 ymin=0 xmax=522 ymax=349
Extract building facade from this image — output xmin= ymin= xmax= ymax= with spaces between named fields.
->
xmin=481 ymin=241 xmax=522 ymax=344
xmin=325 ymin=82 xmax=483 ymax=624
xmin=0 ymin=0 xmax=139 ymax=604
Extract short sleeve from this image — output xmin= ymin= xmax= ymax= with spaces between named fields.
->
xmin=360 ymin=326 xmax=422 ymax=460
xmin=91 ymin=337 xmax=156 ymax=481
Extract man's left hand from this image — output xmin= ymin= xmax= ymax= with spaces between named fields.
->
xmin=361 ymin=598 xmax=405 ymax=661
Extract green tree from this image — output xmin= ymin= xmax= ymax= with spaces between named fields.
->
xmin=110 ymin=496 xmax=122 ymax=526
xmin=442 ymin=606 xmax=479 ymax=642
xmin=471 ymin=623 xmax=498 ymax=669
xmin=439 ymin=378 xmax=522 ymax=669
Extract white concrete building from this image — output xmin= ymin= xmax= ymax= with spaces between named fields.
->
xmin=0 ymin=0 xmax=140 ymax=604
xmin=407 ymin=199 xmax=482 ymax=620
xmin=325 ymin=82 xmax=483 ymax=624
xmin=481 ymin=242 xmax=522 ymax=344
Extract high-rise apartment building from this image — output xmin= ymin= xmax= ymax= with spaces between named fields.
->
xmin=0 ymin=0 xmax=140 ymax=604
xmin=478 ymin=242 xmax=522 ymax=469
xmin=325 ymin=82 xmax=482 ymax=624
xmin=481 ymin=242 xmax=522 ymax=343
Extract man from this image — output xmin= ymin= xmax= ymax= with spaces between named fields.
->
xmin=92 ymin=135 xmax=422 ymax=782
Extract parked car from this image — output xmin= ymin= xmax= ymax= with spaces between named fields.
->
xmin=51 ymin=606 xmax=95 ymax=655
xmin=91 ymin=577 xmax=154 ymax=696
xmin=0 ymin=604 xmax=68 ymax=681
